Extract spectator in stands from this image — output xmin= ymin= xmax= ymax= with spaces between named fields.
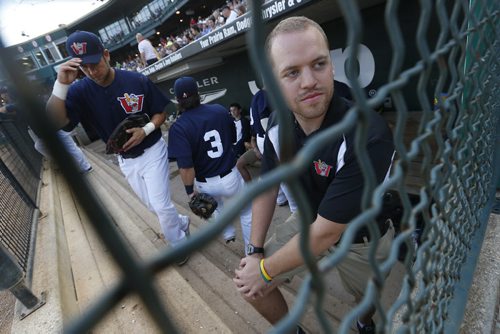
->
xmin=182 ymin=33 xmax=193 ymax=45
xmin=236 ymin=4 xmax=247 ymax=16
xmin=222 ymin=5 xmax=239 ymax=24
xmin=212 ymin=9 xmax=225 ymax=28
xmin=203 ymin=16 xmax=216 ymax=35
xmin=190 ymin=25 xmax=202 ymax=40
xmin=170 ymin=42 xmax=181 ymax=53
xmin=136 ymin=33 xmax=161 ymax=67
xmin=176 ymin=35 xmax=185 ymax=47
xmin=159 ymin=37 xmax=169 ymax=57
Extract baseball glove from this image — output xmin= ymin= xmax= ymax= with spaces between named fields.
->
xmin=189 ymin=193 xmax=218 ymax=219
xmin=105 ymin=113 xmax=150 ymax=154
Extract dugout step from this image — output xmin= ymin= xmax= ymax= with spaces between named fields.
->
xmin=82 ymin=142 xmax=348 ymax=332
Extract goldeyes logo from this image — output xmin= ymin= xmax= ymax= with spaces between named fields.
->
xmin=70 ymin=42 xmax=87 ymax=55
xmin=313 ymin=159 xmax=333 ymax=177
xmin=117 ymin=93 xmax=144 ymax=113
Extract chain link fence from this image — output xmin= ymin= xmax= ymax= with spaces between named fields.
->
xmin=0 ymin=0 xmax=498 ymax=332
xmin=0 ymin=114 xmax=41 ymax=273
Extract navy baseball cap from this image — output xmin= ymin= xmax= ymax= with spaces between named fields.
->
xmin=66 ymin=31 xmax=104 ymax=64
xmin=174 ymin=77 xmax=198 ymax=99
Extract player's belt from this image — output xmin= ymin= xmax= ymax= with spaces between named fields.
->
xmin=196 ymin=169 xmax=232 ymax=182
xmin=121 ymin=149 xmax=144 ymax=159
xmin=120 ymin=140 xmax=157 ymax=159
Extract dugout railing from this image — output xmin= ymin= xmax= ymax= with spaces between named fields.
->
xmin=0 ymin=0 xmax=499 ymax=332
xmin=0 ymin=111 xmax=43 ymax=311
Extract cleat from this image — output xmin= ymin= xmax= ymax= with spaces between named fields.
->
xmin=356 ymin=320 xmax=375 ymax=334
xmin=176 ymin=255 xmax=189 ymax=266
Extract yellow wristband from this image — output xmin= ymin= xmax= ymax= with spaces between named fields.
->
xmin=259 ymin=259 xmax=272 ymax=282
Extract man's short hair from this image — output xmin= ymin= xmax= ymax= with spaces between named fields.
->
xmin=177 ymin=95 xmax=201 ymax=112
xmin=265 ymin=16 xmax=329 ymax=63
xmin=230 ymin=102 xmax=241 ymax=110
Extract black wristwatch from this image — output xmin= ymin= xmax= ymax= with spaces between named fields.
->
xmin=247 ymin=243 xmax=264 ymax=255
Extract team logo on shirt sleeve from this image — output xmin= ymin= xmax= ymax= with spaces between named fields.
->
xmin=313 ymin=159 xmax=333 ymax=177
xmin=117 ymin=93 xmax=145 ymax=113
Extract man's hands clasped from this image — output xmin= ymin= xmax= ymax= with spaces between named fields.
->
xmin=234 ymin=254 xmax=271 ymax=299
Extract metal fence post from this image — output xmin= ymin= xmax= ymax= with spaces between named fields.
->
xmin=0 ymin=245 xmax=45 ymax=318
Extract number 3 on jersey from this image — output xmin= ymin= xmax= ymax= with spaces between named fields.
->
xmin=204 ymin=130 xmax=223 ymax=158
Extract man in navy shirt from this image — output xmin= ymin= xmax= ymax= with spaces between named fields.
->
xmin=233 ymin=17 xmax=395 ymax=333
xmin=168 ymin=76 xmax=252 ymax=250
xmin=46 ymin=31 xmax=190 ymax=265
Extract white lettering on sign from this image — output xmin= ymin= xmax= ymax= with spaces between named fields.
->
xmin=200 ymin=39 xmax=210 ymax=48
xmin=170 ymin=52 xmax=183 ymax=62
xmin=330 ymin=44 xmax=375 ymax=88
xmin=169 ymin=76 xmax=220 ymax=95
xmin=223 ymin=26 xmax=237 ymax=38
xmin=262 ymin=0 xmax=287 ymax=19
xmin=210 ymin=31 xmax=224 ymax=44
xmin=236 ymin=17 xmax=252 ymax=31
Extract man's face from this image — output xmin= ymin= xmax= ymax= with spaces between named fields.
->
xmin=79 ymin=51 xmax=113 ymax=86
xmin=269 ymin=26 xmax=334 ymax=124
xmin=230 ymin=106 xmax=241 ymax=119
xmin=222 ymin=8 xmax=230 ymax=18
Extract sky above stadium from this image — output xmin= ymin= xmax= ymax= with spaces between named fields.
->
xmin=0 ymin=0 xmax=109 ymax=47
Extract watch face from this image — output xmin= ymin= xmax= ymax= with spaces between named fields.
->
xmin=247 ymin=244 xmax=263 ymax=255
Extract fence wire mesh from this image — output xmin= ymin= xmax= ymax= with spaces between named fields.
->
xmin=0 ymin=116 xmax=41 ymax=273
xmin=0 ymin=0 xmax=498 ymax=333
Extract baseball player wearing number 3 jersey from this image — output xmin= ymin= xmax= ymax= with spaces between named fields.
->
xmin=168 ymin=76 xmax=252 ymax=250
xmin=46 ymin=31 xmax=190 ymax=265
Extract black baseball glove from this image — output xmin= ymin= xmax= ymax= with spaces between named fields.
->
xmin=105 ymin=113 xmax=150 ymax=154
xmin=189 ymin=193 xmax=218 ymax=219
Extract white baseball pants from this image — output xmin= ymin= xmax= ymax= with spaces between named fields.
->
xmin=118 ymin=138 xmax=188 ymax=246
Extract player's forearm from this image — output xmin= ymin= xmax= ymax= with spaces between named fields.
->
xmin=150 ymin=112 xmax=166 ymax=128
xmin=46 ymin=95 xmax=70 ymax=129
xmin=179 ymin=167 xmax=196 ymax=187
xmin=250 ymin=185 xmax=279 ymax=247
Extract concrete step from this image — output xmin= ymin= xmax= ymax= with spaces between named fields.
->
xmin=82 ymin=145 xmax=346 ymax=333
xmin=83 ymin=150 xmax=270 ymax=332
